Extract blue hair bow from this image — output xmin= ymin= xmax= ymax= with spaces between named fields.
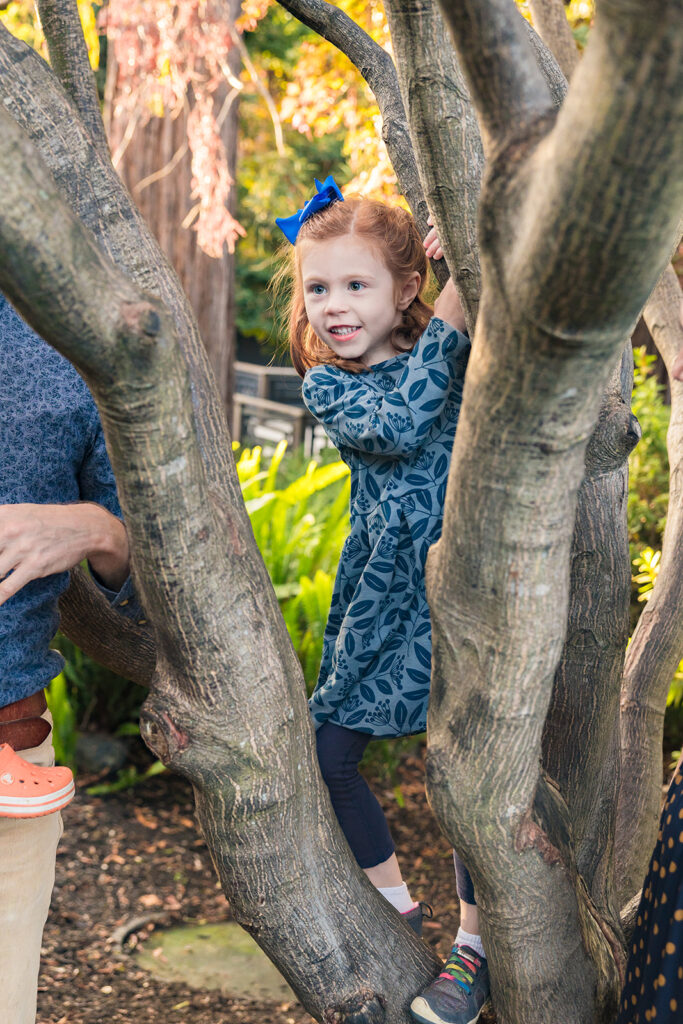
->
xmin=275 ymin=175 xmax=344 ymax=244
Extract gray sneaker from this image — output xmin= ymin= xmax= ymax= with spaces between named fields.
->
xmin=410 ymin=945 xmax=490 ymax=1024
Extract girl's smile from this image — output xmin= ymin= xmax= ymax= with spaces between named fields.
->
xmin=299 ymin=235 xmax=419 ymax=366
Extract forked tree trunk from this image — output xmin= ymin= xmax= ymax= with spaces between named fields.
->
xmin=526 ymin=0 xmax=683 ymax=917
xmin=421 ymin=2 xmax=683 ymax=1021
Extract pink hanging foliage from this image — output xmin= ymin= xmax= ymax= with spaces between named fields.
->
xmin=102 ymin=0 xmax=246 ymax=258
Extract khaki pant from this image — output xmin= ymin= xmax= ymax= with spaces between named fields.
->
xmin=0 ymin=713 xmax=62 ymax=1024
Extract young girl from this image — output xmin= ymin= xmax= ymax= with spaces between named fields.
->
xmin=277 ymin=177 xmax=490 ymax=1024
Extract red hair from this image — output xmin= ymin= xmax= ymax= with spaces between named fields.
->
xmin=276 ymin=197 xmax=432 ymax=377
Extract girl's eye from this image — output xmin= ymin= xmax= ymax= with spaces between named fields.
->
xmin=349 ymin=281 xmax=365 ymax=292
xmin=310 ymin=284 xmax=326 ymax=295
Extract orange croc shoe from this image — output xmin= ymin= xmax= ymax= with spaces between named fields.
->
xmin=0 ymin=743 xmax=75 ymax=818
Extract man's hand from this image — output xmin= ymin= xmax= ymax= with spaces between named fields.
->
xmin=0 ymin=503 xmax=130 ymax=607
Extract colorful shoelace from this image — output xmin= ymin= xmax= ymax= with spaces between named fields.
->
xmin=438 ymin=946 xmax=482 ymax=992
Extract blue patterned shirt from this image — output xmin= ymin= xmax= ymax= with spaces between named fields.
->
xmin=0 ymin=294 xmax=138 ymax=707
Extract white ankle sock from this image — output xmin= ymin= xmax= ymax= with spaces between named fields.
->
xmin=455 ymin=926 xmax=486 ymax=959
xmin=377 ymin=882 xmax=416 ymax=914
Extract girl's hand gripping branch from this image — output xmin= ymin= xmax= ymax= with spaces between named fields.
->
xmin=0 ymin=502 xmax=130 ymax=607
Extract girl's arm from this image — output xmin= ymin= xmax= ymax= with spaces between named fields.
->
xmin=424 ymin=222 xmax=467 ymax=334
xmin=434 ymin=279 xmax=466 ymax=333
xmin=302 ymin=318 xmax=470 ymax=457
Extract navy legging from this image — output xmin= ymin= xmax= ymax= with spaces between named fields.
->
xmin=316 ymin=721 xmax=476 ymax=904
xmin=316 ymin=721 xmax=395 ymax=869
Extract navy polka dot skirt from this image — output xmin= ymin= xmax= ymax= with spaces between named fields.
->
xmin=617 ymin=766 xmax=683 ymax=1023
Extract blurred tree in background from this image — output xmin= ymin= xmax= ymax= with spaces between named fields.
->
xmin=104 ymin=0 xmax=245 ymax=415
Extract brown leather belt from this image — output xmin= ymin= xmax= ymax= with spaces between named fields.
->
xmin=0 ymin=691 xmax=50 ymax=751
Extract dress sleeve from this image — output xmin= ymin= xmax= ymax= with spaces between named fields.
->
xmin=77 ymin=414 xmax=146 ymax=624
xmin=302 ymin=317 xmax=469 ymax=456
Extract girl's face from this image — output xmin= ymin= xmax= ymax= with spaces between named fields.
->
xmin=299 ymin=234 xmax=420 ymax=367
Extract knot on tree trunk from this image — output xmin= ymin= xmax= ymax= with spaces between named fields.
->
xmin=119 ymin=300 xmax=163 ymax=343
xmin=140 ymin=699 xmax=189 ymax=766
xmin=322 ymin=990 xmax=386 ymax=1024
xmin=584 ymin=401 xmax=641 ymax=477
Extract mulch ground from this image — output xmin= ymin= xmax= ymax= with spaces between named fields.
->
xmin=38 ymin=744 xmax=482 ymax=1024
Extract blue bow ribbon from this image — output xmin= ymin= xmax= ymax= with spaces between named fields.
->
xmin=275 ymin=175 xmax=344 ymax=244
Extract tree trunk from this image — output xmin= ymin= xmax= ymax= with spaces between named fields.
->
xmin=617 ymin=265 xmax=683 ymax=902
xmin=0 ymin=11 xmax=439 ymax=1021
xmin=103 ymin=0 xmax=241 ymax=421
xmin=542 ymin=348 xmax=639 ymax=922
xmin=422 ymin=1 xmax=683 ymax=1021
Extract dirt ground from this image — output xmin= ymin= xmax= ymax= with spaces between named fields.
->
xmin=39 ymin=745 xmax=489 ymax=1024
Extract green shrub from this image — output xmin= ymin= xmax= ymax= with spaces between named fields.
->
xmin=628 ymin=347 xmax=669 ymax=556
xmin=236 ymin=439 xmax=349 ymax=586
xmin=235 ymin=439 xmax=349 ymax=692
xmin=630 ymin=545 xmax=683 ymax=710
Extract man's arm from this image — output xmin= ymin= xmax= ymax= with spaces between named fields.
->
xmin=0 ymin=502 xmax=130 ymax=607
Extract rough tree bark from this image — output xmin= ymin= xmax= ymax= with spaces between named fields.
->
xmin=103 ymin=0 xmax=241 ymax=420
xmin=0 ymin=6 xmax=440 ymax=1022
xmin=422 ymin=2 xmax=683 ymax=1022
xmin=526 ymin=0 xmax=683 ymax=918
xmin=381 ymin=0 xmax=482 ymax=332
xmin=618 ymin=266 xmax=683 ymax=901
xmin=527 ymin=0 xmax=580 ymax=79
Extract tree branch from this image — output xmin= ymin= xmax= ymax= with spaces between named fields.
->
xmin=522 ymin=16 xmax=570 ymax=107
xmin=383 ymin=0 xmax=482 ymax=332
xmin=59 ymin=568 xmax=155 ymax=686
xmin=510 ymin=5 xmax=683 ymax=336
xmin=528 ymin=0 xmax=580 ymax=79
xmin=617 ymin=264 xmax=683 ymax=902
xmin=437 ymin=0 xmax=555 ymax=154
xmin=35 ymin=0 xmax=111 ymax=163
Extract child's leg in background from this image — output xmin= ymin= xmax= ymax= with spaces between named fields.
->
xmin=454 ymin=852 xmax=485 ymax=958
xmin=409 ymin=854 xmax=490 ymax=1024
xmin=316 ymin=721 xmax=418 ymax=913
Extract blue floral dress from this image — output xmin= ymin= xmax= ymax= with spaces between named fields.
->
xmin=302 ymin=316 xmax=470 ymax=737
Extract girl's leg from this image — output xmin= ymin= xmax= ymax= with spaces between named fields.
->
xmin=454 ymin=851 xmax=485 ymax=957
xmin=409 ymin=854 xmax=490 ymax=1024
xmin=316 ymin=722 xmax=416 ymax=911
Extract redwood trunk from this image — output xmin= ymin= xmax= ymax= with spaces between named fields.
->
xmin=104 ymin=1 xmax=241 ymax=418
